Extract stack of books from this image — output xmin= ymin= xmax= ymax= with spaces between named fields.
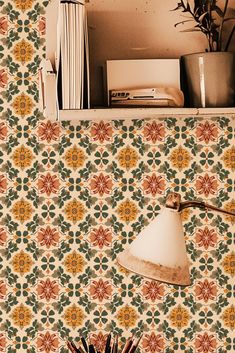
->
xmin=39 ymin=0 xmax=90 ymax=120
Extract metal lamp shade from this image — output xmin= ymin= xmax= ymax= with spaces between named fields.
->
xmin=117 ymin=208 xmax=191 ymax=285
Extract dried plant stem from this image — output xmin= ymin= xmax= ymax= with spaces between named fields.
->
xmin=225 ymin=24 xmax=235 ymax=51
xmin=218 ymin=0 xmax=229 ymax=51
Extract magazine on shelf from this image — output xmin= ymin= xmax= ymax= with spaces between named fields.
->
xmin=39 ymin=59 xmax=57 ymax=120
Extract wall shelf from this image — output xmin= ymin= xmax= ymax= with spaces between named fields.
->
xmin=57 ymin=107 xmax=235 ymax=121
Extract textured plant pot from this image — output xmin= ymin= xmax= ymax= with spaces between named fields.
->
xmin=181 ymin=52 xmax=235 ymax=108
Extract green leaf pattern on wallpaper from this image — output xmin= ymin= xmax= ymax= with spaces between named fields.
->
xmin=0 ymin=1 xmax=234 ymax=352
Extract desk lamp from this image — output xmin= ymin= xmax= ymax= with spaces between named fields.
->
xmin=117 ymin=192 xmax=235 ymax=286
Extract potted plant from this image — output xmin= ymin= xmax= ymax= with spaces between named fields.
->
xmin=173 ymin=0 xmax=235 ymax=107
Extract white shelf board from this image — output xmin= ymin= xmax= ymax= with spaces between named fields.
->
xmin=58 ymin=107 xmax=235 ymax=121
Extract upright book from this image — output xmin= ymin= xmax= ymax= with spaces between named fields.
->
xmin=40 ymin=0 xmax=90 ymax=120
xmin=57 ymin=0 xmax=90 ymax=110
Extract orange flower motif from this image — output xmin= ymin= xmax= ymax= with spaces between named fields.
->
xmin=64 ymin=304 xmax=85 ymax=328
xmin=11 ymin=304 xmax=32 ymax=328
xmin=90 ymin=121 xmax=113 ymax=143
xmin=142 ymin=332 xmax=164 ymax=353
xmin=37 ymin=121 xmax=60 ymax=143
xmin=0 ymin=122 xmax=7 ymax=140
xmin=0 ymin=281 xmax=6 ymax=300
xmin=142 ymin=174 xmax=165 ymax=196
xmin=170 ymin=146 xmax=190 ymax=170
xmin=37 ymin=226 xmax=60 ymax=248
xmin=39 ymin=16 xmax=46 ymax=35
xmin=89 ymin=279 xmax=112 ymax=302
xmin=222 ymin=252 xmax=235 ymax=276
xmin=0 ymin=17 xmax=8 ymax=35
xmin=13 ymin=39 xmax=34 ymax=64
xmin=37 ymin=332 xmax=59 ymax=353
xmin=0 ymin=175 xmax=7 ymax=193
xmin=195 ymin=227 xmax=217 ymax=249
xmin=117 ymin=146 xmax=139 ymax=170
xmin=195 ymin=332 xmax=217 ymax=353
xmin=0 ymin=228 xmax=7 ymax=246
xmin=116 ymin=305 xmax=138 ymax=329
xmin=0 ymin=69 xmax=8 ymax=89
xmin=90 ymin=332 xmax=108 ymax=353
xmin=196 ymin=121 xmax=218 ymax=144
xmin=196 ymin=174 xmax=218 ymax=197
xmin=195 ymin=279 xmax=217 ymax=302
xmin=37 ymin=279 xmax=59 ymax=302
xmin=117 ymin=199 xmax=138 ymax=223
xmin=89 ymin=226 xmax=112 ymax=249
xmin=143 ymin=121 xmax=165 ymax=143
xmin=12 ymin=199 xmax=33 ymax=223
xmin=64 ymin=199 xmax=86 ymax=223
xmin=38 ymin=173 xmax=60 ymax=196
xmin=169 ymin=305 xmax=190 ymax=329
xmin=142 ymin=280 xmax=165 ymax=302
xmin=222 ymin=306 xmax=235 ymax=329
xmin=90 ymin=173 xmax=113 ymax=196
xmin=64 ymin=251 xmax=85 ymax=275
xmin=12 ymin=250 xmax=33 ymax=274
xmin=0 ymin=333 xmax=6 ymax=352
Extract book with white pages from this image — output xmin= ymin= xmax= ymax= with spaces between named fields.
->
xmin=57 ymin=0 xmax=90 ymax=110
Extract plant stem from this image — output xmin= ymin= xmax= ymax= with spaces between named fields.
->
xmin=225 ymin=24 xmax=235 ymax=51
xmin=218 ymin=0 xmax=229 ymax=51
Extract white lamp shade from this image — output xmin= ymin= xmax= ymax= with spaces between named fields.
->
xmin=117 ymin=208 xmax=190 ymax=285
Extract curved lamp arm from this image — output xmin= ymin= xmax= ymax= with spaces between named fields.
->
xmin=166 ymin=192 xmax=235 ymax=217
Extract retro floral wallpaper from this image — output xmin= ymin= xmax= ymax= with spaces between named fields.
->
xmin=0 ymin=1 xmax=234 ymax=353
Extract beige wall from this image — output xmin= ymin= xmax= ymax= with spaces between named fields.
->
xmin=86 ymin=0 xmax=235 ymax=105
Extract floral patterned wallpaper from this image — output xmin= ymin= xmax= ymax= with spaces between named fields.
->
xmin=0 ymin=1 xmax=234 ymax=353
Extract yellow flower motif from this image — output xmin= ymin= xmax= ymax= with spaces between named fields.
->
xmin=13 ymin=39 xmax=34 ymax=64
xmin=222 ymin=252 xmax=235 ymax=276
xmin=118 ymin=264 xmax=131 ymax=276
xmin=64 ymin=199 xmax=85 ymax=223
xmin=11 ymin=304 xmax=32 ymax=328
xmin=222 ymin=147 xmax=235 ymax=171
xmin=117 ymin=199 xmax=138 ymax=223
xmin=180 ymin=208 xmax=191 ymax=222
xmin=64 ymin=146 xmax=86 ymax=169
xmin=12 ymin=199 xmax=33 ymax=223
xmin=64 ymin=251 xmax=85 ymax=275
xmin=12 ymin=145 xmax=34 ymax=169
xmin=169 ymin=305 xmax=190 ymax=329
xmin=223 ymin=200 xmax=235 ymax=224
xmin=116 ymin=305 xmax=138 ymax=329
xmin=117 ymin=146 xmax=139 ymax=170
xmin=170 ymin=146 xmax=190 ymax=170
xmin=222 ymin=306 xmax=235 ymax=329
xmin=12 ymin=250 xmax=33 ymax=274
xmin=64 ymin=304 xmax=85 ymax=328
xmin=13 ymin=0 xmax=34 ymax=11
xmin=12 ymin=93 xmax=34 ymax=117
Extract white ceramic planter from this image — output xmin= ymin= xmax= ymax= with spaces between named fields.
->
xmin=181 ymin=52 xmax=235 ymax=108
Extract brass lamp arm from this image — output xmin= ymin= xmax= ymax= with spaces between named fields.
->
xmin=179 ymin=201 xmax=235 ymax=217
xmin=166 ymin=192 xmax=235 ymax=217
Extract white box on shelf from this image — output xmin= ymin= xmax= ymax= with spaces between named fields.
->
xmin=106 ymin=59 xmax=181 ymax=105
